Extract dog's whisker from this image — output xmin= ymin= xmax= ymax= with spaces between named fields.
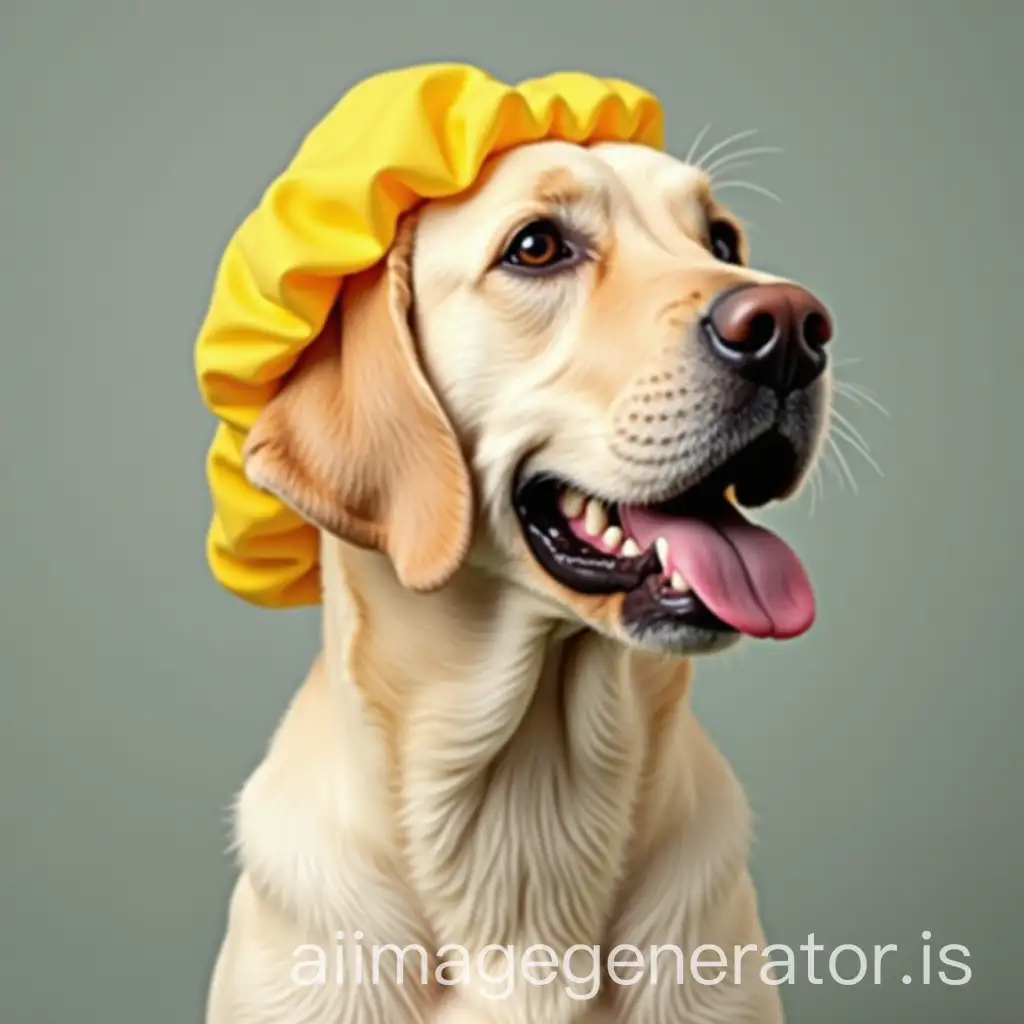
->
xmin=820 ymin=444 xmax=845 ymax=492
xmin=826 ymin=456 xmax=846 ymax=493
xmin=710 ymin=159 xmax=753 ymax=177
xmin=831 ymin=421 xmax=884 ymax=479
xmin=814 ymin=461 xmax=830 ymax=514
xmin=807 ymin=463 xmax=824 ymax=517
xmin=832 ymin=356 xmax=864 ymax=368
xmin=831 ymin=419 xmax=877 ymax=466
xmin=834 ymin=380 xmax=891 ymax=418
xmin=714 ymin=180 xmax=783 ymax=204
xmin=705 ymin=145 xmax=784 ymax=176
xmin=685 ymin=123 xmax=713 ymax=165
xmin=694 ymin=128 xmax=759 ymax=169
xmin=827 ymin=434 xmax=860 ymax=494
xmin=836 ymin=378 xmax=882 ymax=399
xmin=829 ymin=407 xmax=874 ymax=454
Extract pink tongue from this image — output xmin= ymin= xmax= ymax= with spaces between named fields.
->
xmin=619 ymin=505 xmax=815 ymax=639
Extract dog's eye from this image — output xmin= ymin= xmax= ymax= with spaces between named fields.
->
xmin=708 ymin=220 xmax=741 ymax=265
xmin=501 ymin=219 xmax=575 ymax=271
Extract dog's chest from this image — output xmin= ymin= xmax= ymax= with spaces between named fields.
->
xmin=397 ymin=638 xmax=661 ymax=959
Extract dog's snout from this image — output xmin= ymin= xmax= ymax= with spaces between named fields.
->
xmin=702 ymin=283 xmax=833 ymax=394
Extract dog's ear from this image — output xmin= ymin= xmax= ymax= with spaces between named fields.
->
xmin=242 ymin=222 xmax=474 ymax=591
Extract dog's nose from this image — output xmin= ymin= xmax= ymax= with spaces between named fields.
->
xmin=703 ymin=283 xmax=833 ymax=393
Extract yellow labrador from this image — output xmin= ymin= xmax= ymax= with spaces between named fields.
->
xmin=206 ymin=140 xmax=833 ymax=1024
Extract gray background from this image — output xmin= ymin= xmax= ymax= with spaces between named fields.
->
xmin=2 ymin=1 xmax=1020 ymax=1021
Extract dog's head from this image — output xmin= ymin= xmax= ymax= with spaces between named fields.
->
xmin=244 ymin=140 xmax=833 ymax=657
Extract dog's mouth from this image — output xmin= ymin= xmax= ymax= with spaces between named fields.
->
xmin=513 ymin=430 xmax=816 ymax=640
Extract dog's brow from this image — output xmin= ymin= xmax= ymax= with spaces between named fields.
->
xmin=666 ymin=177 xmax=714 ymax=234
xmin=531 ymin=166 xmax=592 ymax=207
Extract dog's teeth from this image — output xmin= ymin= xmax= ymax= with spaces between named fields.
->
xmin=560 ymin=488 xmax=585 ymax=518
xmin=602 ymin=526 xmax=624 ymax=551
xmin=655 ymin=537 xmax=670 ymax=570
xmin=621 ymin=538 xmax=641 ymax=557
xmin=670 ymin=571 xmax=689 ymax=591
xmin=584 ymin=500 xmax=608 ymax=537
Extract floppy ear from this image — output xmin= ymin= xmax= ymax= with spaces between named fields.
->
xmin=242 ymin=222 xmax=474 ymax=592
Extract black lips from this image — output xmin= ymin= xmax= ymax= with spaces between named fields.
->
xmin=512 ymin=477 xmax=733 ymax=634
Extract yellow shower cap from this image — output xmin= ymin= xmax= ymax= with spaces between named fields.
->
xmin=195 ymin=63 xmax=663 ymax=607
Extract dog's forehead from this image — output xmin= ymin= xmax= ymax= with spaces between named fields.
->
xmin=591 ymin=142 xmax=714 ymax=237
xmin=435 ymin=140 xmax=618 ymax=221
xmin=477 ymin=140 xmax=710 ymax=210
xmin=591 ymin=142 xmax=707 ymax=193
xmin=414 ymin=140 xmax=713 ymax=251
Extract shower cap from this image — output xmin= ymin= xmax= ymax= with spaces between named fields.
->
xmin=194 ymin=63 xmax=663 ymax=607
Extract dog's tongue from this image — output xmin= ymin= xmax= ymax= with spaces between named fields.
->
xmin=619 ymin=504 xmax=815 ymax=639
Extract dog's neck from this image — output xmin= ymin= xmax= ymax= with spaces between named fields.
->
xmin=313 ymin=535 xmax=716 ymax=951
xmin=320 ymin=533 xmax=693 ymax=749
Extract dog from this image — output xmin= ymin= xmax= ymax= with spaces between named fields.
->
xmin=205 ymin=138 xmax=833 ymax=1024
